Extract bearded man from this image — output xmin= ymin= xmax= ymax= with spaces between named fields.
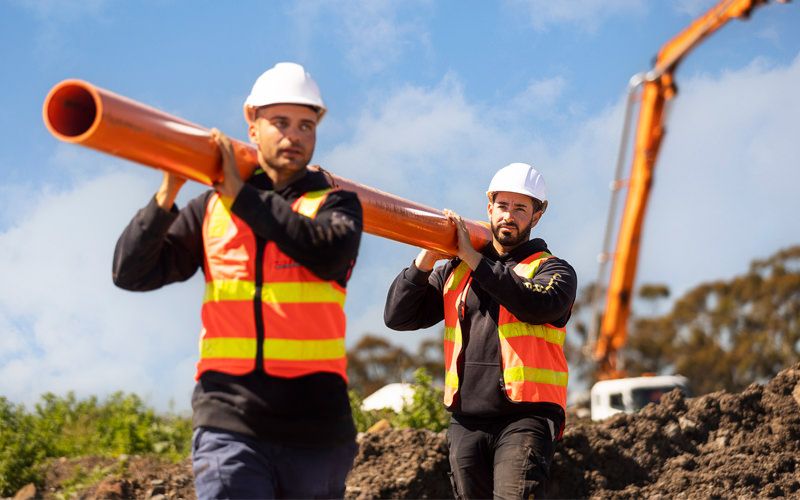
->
xmin=384 ymin=163 xmax=577 ymax=499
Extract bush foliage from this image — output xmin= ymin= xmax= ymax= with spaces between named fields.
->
xmin=350 ymin=367 xmax=449 ymax=433
xmin=0 ymin=392 xmax=191 ymax=497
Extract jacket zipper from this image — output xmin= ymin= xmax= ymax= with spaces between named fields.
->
xmin=254 ymin=236 xmax=266 ymax=372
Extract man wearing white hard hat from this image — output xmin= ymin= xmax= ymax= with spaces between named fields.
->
xmin=113 ymin=62 xmax=362 ymax=498
xmin=385 ymin=163 xmax=576 ymax=498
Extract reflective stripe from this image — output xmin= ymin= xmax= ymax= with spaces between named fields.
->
xmin=203 ymin=280 xmax=256 ymax=302
xmin=503 ymin=366 xmax=569 ymax=387
xmin=262 ymin=282 xmax=345 ymax=307
xmin=513 ymin=252 xmax=551 ymax=279
xmin=445 ymin=370 xmax=459 ymax=390
xmin=498 ymin=322 xmax=566 ymax=346
xmin=444 ymin=326 xmax=462 ymax=344
xmin=445 ymin=262 xmax=470 ymax=291
xmin=263 ymin=338 xmax=345 ymax=361
xmin=200 ymin=337 xmax=256 ymax=359
xmin=206 ymin=196 xmax=234 ymax=238
xmin=293 ymin=189 xmax=331 ymax=218
xmin=204 ymin=280 xmax=345 ymax=307
xmin=200 ymin=337 xmax=345 ymax=361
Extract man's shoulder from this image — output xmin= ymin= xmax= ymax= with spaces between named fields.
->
xmin=519 ymin=240 xmax=576 ymax=278
xmin=303 ymin=170 xmax=361 ymax=204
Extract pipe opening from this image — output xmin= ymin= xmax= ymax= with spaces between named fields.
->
xmin=46 ymin=84 xmax=97 ymax=138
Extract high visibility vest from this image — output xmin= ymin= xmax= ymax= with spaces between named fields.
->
xmin=196 ymin=188 xmax=348 ymax=381
xmin=442 ymin=251 xmax=568 ymax=410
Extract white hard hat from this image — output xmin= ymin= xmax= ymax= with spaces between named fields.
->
xmin=243 ymin=62 xmax=326 ymax=122
xmin=486 ymin=163 xmax=547 ymax=203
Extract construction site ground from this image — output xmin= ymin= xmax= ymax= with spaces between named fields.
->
xmin=18 ymin=362 xmax=800 ymax=499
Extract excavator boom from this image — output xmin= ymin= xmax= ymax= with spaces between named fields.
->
xmin=593 ymin=0 xmax=785 ymax=379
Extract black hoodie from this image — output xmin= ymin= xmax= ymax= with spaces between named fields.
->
xmin=112 ymin=168 xmax=362 ymax=447
xmin=384 ymin=238 xmax=576 ymax=425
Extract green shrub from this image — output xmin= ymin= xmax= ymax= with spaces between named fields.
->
xmin=349 ymin=368 xmax=449 ymax=434
xmin=0 ymin=392 xmax=192 ymax=497
xmin=392 ymin=368 xmax=449 ymax=432
xmin=0 ymin=397 xmax=48 ymax=496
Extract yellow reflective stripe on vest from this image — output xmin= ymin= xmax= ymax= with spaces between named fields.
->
xmin=498 ymin=322 xmax=566 ymax=346
xmin=503 ymin=366 xmax=568 ymax=387
xmin=294 ymin=189 xmax=331 ymax=218
xmin=445 ymin=370 xmax=459 ymax=390
xmin=200 ymin=337 xmax=345 ymax=360
xmin=204 ymin=280 xmax=345 ymax=307
xmin=513 ymin=252 xmax=552 ymax=279
xmin=263 ymin=338 xmax=345 ymax=360
xmin=206 ymin=195 xmax=235 ymax=239
xmin=203 ymin=280 xmax=256 ymax=302
xmin=262 ymin=282 xmax=345 ymax=307
xmin=200 ymin=338 xmax=256 ymax=359
xmin=444 ymin=326 xmax=462 ymax=344
xmin=445 ymin=262 xmax=471 ymax=291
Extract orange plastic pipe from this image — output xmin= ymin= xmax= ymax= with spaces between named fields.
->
xmin=43 ymin=79 xmax=491 ymax=255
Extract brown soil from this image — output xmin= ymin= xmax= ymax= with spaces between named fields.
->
xmin=26 ymin=362 xmax=800 ymax=499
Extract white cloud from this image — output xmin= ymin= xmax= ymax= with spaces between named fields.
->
xmin=290 ymin=0 xmax=433 ymax=76
xmin=636 ymin=54 xmax=800 ymax=295
xmin=324 ymin=51 xmax=800 ymax=349
xmin=0 ymin=168 xmax=200 ymax=411
xmin=321 ymin=73 xmax=551 ymax=216
xmin=507 ymin=0 xmax=645 ymax=32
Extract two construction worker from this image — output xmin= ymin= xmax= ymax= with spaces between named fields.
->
xmin=112 ymin=63 xmax=362 ymax=498
xmin=113 ymin=61 xmax=575 ymax=498
xmin=385 ymin=163 xmax=577 ymax=498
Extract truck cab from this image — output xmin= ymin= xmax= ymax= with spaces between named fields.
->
xmin=590 ymin=375 xmax=689 ymax=421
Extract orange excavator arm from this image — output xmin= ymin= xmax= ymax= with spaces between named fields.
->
xmin=593 ymin=0 xmax=786 ymax=379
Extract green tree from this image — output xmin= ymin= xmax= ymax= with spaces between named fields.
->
xmin=347 ymin=334 xmax=416 ymax=396
xmin=625 ymin=245 xmax=800 ymax=395
xmin=415 ymin=338 xmax=444 ymax=385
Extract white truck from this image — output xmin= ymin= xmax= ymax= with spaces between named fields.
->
xmin=590 ymin=375 xmax=689 ymax=421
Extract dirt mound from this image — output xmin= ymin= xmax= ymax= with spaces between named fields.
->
xmin=37 ymin=455 xmax=194 ymax=500
xmin=344 ymin=362 xmax=800 ymax=498
xmin=28 ymin=363 xmax=800 ymax=499
xmin=550 ymin=362 xmax=800 ymax=498
xmin=345 ymin=427 xmax=450 ymax=499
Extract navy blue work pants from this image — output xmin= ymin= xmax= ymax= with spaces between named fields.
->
xmin=447 ymin=416 xmax=556 ymax=499
xmin=191 ymin=426 xmax=358 ymax=499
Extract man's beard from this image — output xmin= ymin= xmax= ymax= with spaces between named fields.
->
xmin=491 ymin=220 xmax=533 ymax=248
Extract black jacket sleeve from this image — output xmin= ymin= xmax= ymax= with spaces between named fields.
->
xmin=471 ymin=256 xmax=577 ymax=327
xmin=112 ymin=194 xmax=207 ymax=291
xmin=384 ymin=260 xmax=451 ymax=331
xmin=230 ymin=184 xmax=362 ymax=282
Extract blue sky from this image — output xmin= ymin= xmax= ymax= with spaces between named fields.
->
xmin=1 ymin=0 xmax=798 ymax=411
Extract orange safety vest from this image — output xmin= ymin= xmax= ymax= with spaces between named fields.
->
xmin=442 ymin=251 xmax=568 ymax=410
xmin=196 ymin=188 xmax=348 ymax=381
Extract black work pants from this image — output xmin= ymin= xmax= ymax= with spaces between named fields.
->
xmin=446 ymin=415 xmax=556 ymax=499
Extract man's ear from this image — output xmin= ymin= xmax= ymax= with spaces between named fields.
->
xmin=531 ymin=200 xmax=547 ymax=228
xmin=248 ymin=122 xmax=258 ymax=144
